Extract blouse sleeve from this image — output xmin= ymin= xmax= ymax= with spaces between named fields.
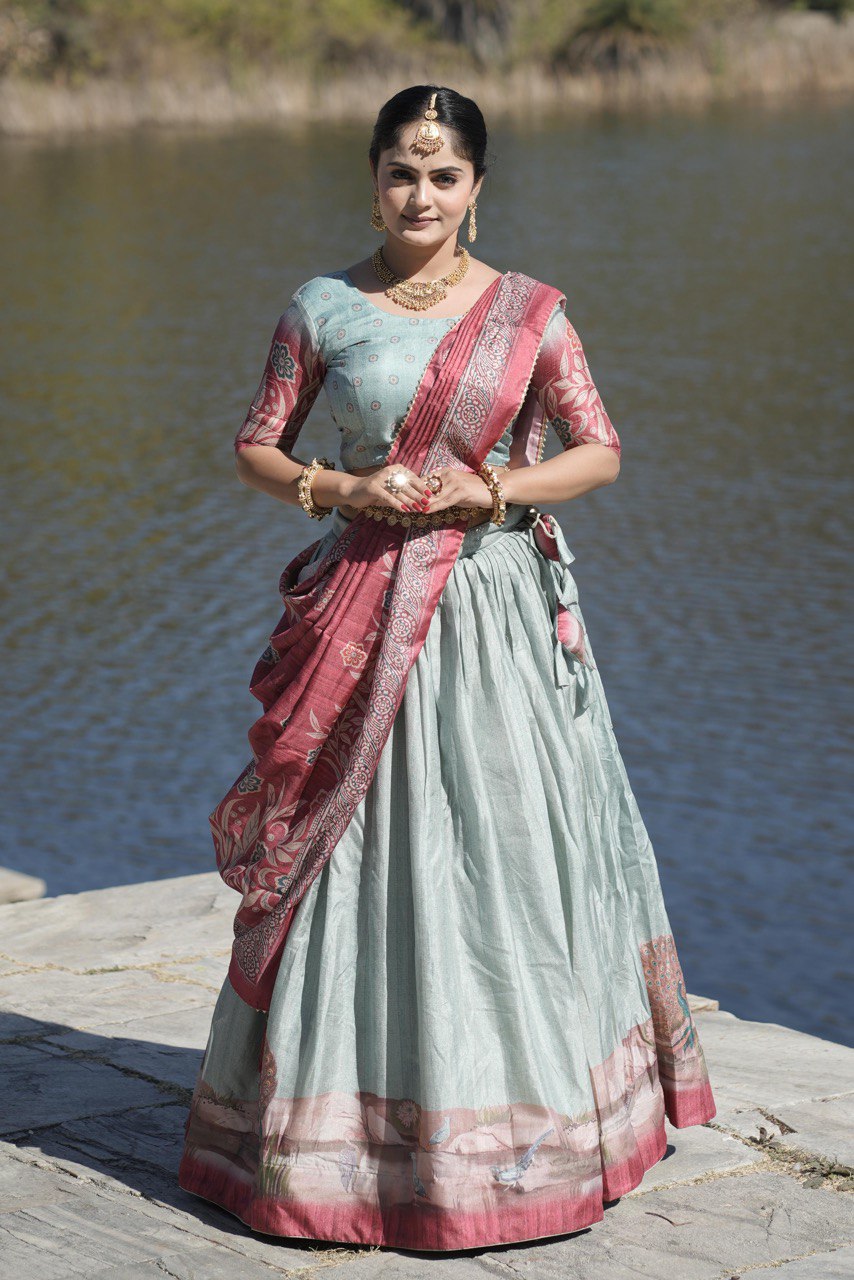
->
xmin=233 ymin=292 xmax=326 ymax=455
xmin=530 ymin=304 xmax=621 ymax=459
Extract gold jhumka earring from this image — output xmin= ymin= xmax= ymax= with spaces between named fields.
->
xmin=410 ymin=90 xmax=445 ymax=156
xmin=467 ymin=199 xmax=477 ymax=242
xmin=370 ymin=190 xmax=386 ymax=231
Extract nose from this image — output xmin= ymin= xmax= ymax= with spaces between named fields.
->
xmin=408 ymin=179 xmax=435 ymax=210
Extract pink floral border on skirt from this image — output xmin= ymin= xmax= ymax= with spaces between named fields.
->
xmin=178 ymin=933 xmax=716 ymax=1252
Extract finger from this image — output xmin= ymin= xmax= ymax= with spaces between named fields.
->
xmin=380 ymin=480 xmax=426 ymax=512
xmin=374 ymin=473 xmax=414 ymax=509
xmin=377 ymin=471 xmax=433 ymax=511
xmin=402 ymin=473 xmax=433 ymax=508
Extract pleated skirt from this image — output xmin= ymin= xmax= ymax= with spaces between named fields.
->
xmin=178 ymin=502 xmax=716 ymax=1251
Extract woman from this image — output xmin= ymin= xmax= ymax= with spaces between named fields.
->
xmin=178 ymin=85 xmax=716 ymax=1252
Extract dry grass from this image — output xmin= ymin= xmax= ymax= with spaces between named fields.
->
xmin=0 ymin=8 xmax=851 ymax=135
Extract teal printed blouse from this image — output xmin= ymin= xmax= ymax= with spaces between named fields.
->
xmin=233 ymin=271 xmax=621 ymax=467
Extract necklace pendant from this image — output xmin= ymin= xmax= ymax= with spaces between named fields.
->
xmin=372 ymin=245 xmax=469 ymax=313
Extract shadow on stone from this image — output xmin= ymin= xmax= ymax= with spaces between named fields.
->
xmin=1 ymin=1014 xmax=674 ymax=1259
xmin=1 ymin=1015 xmax=278 ymax=1244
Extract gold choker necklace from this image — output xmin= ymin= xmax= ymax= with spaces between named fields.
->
xmin=371 ymin=246 xmax=470 ymax=312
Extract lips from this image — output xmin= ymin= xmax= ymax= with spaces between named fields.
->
xmin=405 ymin=216 xmax=436 ymax=224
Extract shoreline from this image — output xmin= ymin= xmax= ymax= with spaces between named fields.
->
xmin=1 ymin=12 xmax=852 ymax=138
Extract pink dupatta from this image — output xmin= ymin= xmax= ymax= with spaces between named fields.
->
xmin=212 ymin=271 xmax=563 ymax=1010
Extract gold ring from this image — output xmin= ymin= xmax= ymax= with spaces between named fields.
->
xmin=426 ymin=473 xmax=443 ymax=494
xmin=383 ymin=470 xmax=408 ymax=495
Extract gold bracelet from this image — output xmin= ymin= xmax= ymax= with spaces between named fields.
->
xmin=297 ymin=457 xmax=336 ymax=519
xmin=477 ymin=461 xmax=507 ymax=526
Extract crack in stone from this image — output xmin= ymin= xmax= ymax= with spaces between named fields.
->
xmin=53 ymin=1045 xmax=191 ymax=1092
xmin=712 ymin=1241 xmax=854 ymax=1277
xmin=4 ymin=1134 xmax=371 ymax=1273
xmin=0 ymin=949 xmax=229 ymax=980
xmin=624 ymin=1153 xmax=771 ymax=1197
xmin=136 ymin=1206 xmax=367 ymax=1274
xmin=705 ymin=1121 xmax=854 ymax=1191
xmin=474 ymin=1258 xmax=531 ymax=1278
xmin=756 ymin=1106 xmax=797 ymax=1135
xmin=145 ymin=969 xmax=221 ymax=994
xmin=154 ymin=1262 xmax=183 ymax=1279
xmin=764 ymin=1203 xmax=776 ymax=1243
xmin=2 ymin=1030 xmax=61 ymax=1045
xmin=0 ymin=1032 xmax=194 ymax=1123
xmin=5 ymin=1108 xmax=183 ymax=1146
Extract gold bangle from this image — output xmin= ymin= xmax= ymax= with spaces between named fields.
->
xmin=477 ymin=461 xmax=506 ymax=526
xmin=297 ymin=456 xmax=336 ymax=519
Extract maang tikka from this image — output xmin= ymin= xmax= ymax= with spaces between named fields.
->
xmin=411 ymin=90 xmax=445 ymax=156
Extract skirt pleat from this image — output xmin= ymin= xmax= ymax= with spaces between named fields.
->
xmin=178 ymin=504 xmax=716 ymax=1251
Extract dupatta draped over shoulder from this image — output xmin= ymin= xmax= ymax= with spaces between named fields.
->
xmin=213 ymin=272 xmax=565 ymax=1010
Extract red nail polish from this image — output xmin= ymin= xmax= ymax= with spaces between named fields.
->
xmin=401 ymin=504 xmax=409 ymax=511
xmin=423 ymin=489 xmax=431 ymax=496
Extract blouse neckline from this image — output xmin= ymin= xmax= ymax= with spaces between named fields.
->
xmin=337 ymin=269 xmax=506 ymax=323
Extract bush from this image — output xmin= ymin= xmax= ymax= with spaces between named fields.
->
xmin=0 ymin=0 xmax=436 ymax=79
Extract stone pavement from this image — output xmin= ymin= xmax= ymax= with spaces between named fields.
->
xmin=0 ymin=872 xmax=852 ymax=1279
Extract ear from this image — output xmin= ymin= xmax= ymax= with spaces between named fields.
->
xmin=471 ymin=176 xmax=484 ymax=203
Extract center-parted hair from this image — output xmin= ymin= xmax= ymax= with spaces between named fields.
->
xmin=369 ymin=85 xmax=489 ymax=183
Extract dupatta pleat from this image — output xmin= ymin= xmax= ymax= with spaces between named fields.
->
xmin=212 ymin=272 xmax=564 ymax=1011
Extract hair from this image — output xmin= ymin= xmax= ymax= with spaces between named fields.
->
xmin=368 ymin=85 xmax=489 ymax=184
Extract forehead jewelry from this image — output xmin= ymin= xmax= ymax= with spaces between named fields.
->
xmin=411 ymin=91 xmax=445 ymax=156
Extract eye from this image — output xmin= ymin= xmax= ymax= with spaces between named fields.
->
xmin=389 ymin=167 xmax=460 ymax=185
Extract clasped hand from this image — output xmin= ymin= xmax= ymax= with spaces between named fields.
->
xmin=346 ymin=465 xmax=505 ymax=515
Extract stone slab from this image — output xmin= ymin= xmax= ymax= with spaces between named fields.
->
xmin=0 ymin=872 xmax=234 ymax=972
xmin=686 ymin=992 xmax=719 ymax=1013
xmin=0 ymin=967 xmax=213 ymax=1042
xmin=151 ymin=954 xmax=230 ymax=993
xmin=714 ymin=1097 xmax=854 ymax=1169
xmin=479 ymin=1171 xmax=854 ymax=1280
xmin=40 ymin=1029 xmax=203 ymax=1093
xmin=0 ymin=1171 xmax=300 ymax=1280
xmin=0 ymin=1042 xmax=167 ymax=1137
xmin=696 ymin=1009 xmax=854 ymax=1110
xmin=0 ymin=1140 xmax=374 ymax=1276
xmin=12 ymin=1105 xmax=191 ymax=1200
xmin=27 ymin=983 xmax=215 ymax=1092
xmin=771 ymin=1244 xmax=854 ymax=1277
xmin=2 ymin=873 xmax=853 ymax=1279
xmin=624 ymin=1117 xmax=763 ymax=1194
xmin=0 ymin=867 xmax=46 ymax=904
xmin=83 ymin=1261 xmax=289 ymax=1280
xmin=326 ymin=1256 xmax=508 ymax=1278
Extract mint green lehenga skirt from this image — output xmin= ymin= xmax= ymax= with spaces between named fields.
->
xmin=178 ymin=502 xmax=717 ymax=1252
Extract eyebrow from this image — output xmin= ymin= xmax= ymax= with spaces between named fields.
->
xmin=385 ymin=160 xmax=465 ymax=174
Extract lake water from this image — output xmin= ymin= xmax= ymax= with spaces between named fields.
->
xmin=1 ymin=98 xmax=851 ymax=1048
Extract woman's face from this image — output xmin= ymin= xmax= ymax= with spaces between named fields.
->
xmin=373 ymin=122 xmax=482 ymax=248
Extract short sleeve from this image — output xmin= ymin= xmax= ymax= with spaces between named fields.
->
xmin=233 ymin=292 xmax=326 ymax=455
xmin=530 ymin=304 xmax=621 ymax=459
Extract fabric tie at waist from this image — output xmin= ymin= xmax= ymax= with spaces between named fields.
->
xmin=298 ymin=504 xmax=593 ymax=714
xmin=525 ymin=510 xmax=594 ymax=716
